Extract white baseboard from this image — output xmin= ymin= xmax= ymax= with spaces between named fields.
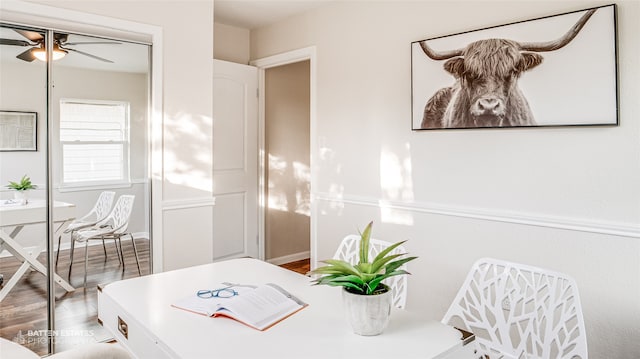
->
xmin=267 ymin=251 xmax=310 ymax=266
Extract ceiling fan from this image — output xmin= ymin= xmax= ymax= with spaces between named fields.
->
xmin=0 ymin=29 xmax=120 ymax=63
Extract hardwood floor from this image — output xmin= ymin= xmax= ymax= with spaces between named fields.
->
xmin=0 ymin=239 xmax=150 ymax=356
xmin=278 ymin=258 xmax=310 ymax=275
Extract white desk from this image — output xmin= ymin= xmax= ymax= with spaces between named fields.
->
xmin=0 ymin=200 xmax=76 ymax=301
xmin=98 ymin=258 xmax=475 ymax=359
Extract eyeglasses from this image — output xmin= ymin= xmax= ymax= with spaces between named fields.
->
xmin=197 ymin=286 xmax=238 ymax=299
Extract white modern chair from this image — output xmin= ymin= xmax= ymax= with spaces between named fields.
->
xmin=72 ymin=195 xmax=140 ymax=287
xmin=442 ymin=258 xmax=588 ymax=359
xmin=56 ymin=191 xmax=115 ymax=267
xmin=333 ymin=234 xmax=409 ymax=309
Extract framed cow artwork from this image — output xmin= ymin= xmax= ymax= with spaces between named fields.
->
xmin=411 ymin=4 xmax=617 ymax=130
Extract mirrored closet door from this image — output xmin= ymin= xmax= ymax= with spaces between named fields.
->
xmin=0 ymin=23 xmax=152 ymax=356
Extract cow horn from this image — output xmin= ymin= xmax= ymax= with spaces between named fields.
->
xmin=419 ymin=41 xmax=463 ymax=60
xmin=519 ymin=9 xmax=597 ymax=52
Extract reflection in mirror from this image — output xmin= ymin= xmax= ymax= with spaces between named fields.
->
xmin=0 ymin=24 xmax=50 ymax=355
xmin=52 ymin=31 xmax=151 ymax=354
xmin=0 ymin=24 xmax=152 ymax=356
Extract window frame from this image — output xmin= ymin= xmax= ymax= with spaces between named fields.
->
xmin=59 ymin=98 xmax=131 ymax=190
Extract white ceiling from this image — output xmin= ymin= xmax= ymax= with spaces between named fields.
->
xmin=214 ymin=0 xmax=338 ymax=29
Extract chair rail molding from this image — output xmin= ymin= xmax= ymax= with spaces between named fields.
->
xmin=314 ymin=192 xmax=640 ymax=239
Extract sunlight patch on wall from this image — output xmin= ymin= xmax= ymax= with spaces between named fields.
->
xmin=267 ymin=154 xmax=310 ymax=216
xmin=318 ymin=139 xmax=344 ymax=215
xmin=293 ymin=161 xmax=310 ymax=216
xmin=267 ymin=190 xmax=289 ymax=212
xmin=163 ymin=112 xmax=212 ymax=192
xmin=379 ymin=144 xmax=414 ymax=225
xmin=293 ymin=161 xmax=310 ymax=183
xmin=268 ymin=153 xmax=288 ymax=211
xmin=269 ymin=153 xmax=287 ymax=173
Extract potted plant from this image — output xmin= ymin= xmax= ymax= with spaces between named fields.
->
xmin=6 ymin=175 xmax=37 ymax=205
xmin=309 ymin=221 xmax=417 ymax=335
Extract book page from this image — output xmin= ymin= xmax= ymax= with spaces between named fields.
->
xmin=172 ymin=283 xmax=306 ymax=330
xmin=171 ymin=284 xmax=255 ymax=316
xmin=215 ymin=285 xmax=304 ymax=330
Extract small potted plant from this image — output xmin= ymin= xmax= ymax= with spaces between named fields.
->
xmin=6 ymin=175 xmax=37 ymax=205
xmin=309 ymin=221 xmax=417 ymax=335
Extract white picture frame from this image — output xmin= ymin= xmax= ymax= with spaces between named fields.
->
xmin=0 ymin=111 xmax=37 ymax=151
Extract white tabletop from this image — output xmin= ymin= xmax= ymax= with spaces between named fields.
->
xmin=0 ymin=199 xmax=75 ymax=227
xmin=101 ymin=258 xmax=468 ymax=359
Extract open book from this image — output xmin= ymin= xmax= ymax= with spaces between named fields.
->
xmin=171 ymin=283 xmax=307 ymax=331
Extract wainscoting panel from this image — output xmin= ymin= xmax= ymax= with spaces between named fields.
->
xmin=162 ymin=198 xmax=215 ymax=270
xmin=212 ymin=192 xmax=249 ymax=261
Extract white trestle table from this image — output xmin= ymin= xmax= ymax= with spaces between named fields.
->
xmin=0 ymin=199 xmax=76 ymax=301
xmin=98 ymin=258 xmax=476 ymax=358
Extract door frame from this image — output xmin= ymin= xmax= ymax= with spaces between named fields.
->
xmin=250 ymin=47 xmax=317 ymax=265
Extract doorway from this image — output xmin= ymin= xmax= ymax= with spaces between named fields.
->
xmin=252 ymin=47 xmax=316 ymax=268
xmin=264 ymin=60 xmax=311 ymax=264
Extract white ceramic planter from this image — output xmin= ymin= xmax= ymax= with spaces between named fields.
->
xmin=13 ymin=190 xmax=29 ymax=205
xmin=342 ymin=285 xmax=392 ymax=336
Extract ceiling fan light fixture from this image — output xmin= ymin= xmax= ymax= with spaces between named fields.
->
xmin=32 ymin=44 xmax=67 ymax=61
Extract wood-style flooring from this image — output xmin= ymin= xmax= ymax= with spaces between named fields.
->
xmin=278 ymin=258 xmax=310 ymax=275
xmin=0 ymin=239 xmax=150 ymax=356
xmin=1 ymin=244 xmax=309 ymax=357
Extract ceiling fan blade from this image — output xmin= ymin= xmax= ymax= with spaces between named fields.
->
xmin=63 ymin=47 xmax=114 ymax=63
xmin=54 ymin=33 xmax=69 ymax=43
xmin=14 ymin=29 xmax=44 ymax=42
xmin=16 ymin=48 xmax=37 ymax=62
xmin=0 ymin=38 xmax=32 ymax=46
xmin=64 ymin=41 xmax=122 ymax=46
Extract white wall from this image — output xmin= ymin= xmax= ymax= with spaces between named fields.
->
xmin=251 ymin=1 xmax=640 ymax=357
xmin=214 ymin=22 xmax=250 ymax=64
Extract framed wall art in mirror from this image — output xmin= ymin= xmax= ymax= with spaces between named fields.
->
xmin=0 ymin=111 xmax=37 ymax=151
xmin=411 ymin=4 xmax=618 ymax=130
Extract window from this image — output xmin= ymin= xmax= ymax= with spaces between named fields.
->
xmin=60 ymin=100 xmax=130 ymax=187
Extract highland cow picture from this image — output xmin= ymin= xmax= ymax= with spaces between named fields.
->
xmin=411 ymin=4 xmax=617 ymax=130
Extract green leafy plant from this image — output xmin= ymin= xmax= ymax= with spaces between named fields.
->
xmin=310 ymin=221 xmax=417 ymax=295
xmin=6 ymin=175 xmax=37 ymax=191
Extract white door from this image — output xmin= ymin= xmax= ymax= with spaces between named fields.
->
xmin=212 ymin=59 xmax=259 ymax=261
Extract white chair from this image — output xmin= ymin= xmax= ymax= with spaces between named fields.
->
xmin=56 ymin=191 xmax=115 ymax=267
xmin=72 ymin=195 xmax=140 ymax=287
xmin=442 ymin=258 xmax=588 ymax=359
xmin=333 ymin=234 xmax=409 ymax=309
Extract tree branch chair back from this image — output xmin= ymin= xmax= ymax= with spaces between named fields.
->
xmin=72 ymin=195 xmax=140 ymax=287
xmin=333 ymin=234 xmax=409 ymax=309
xmin=56 ymin=191 xmax=115 ymax=266
xmin=442 ymin=258 xmax=587 ymax=359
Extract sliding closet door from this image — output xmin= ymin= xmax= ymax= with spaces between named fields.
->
xmin=0 ymin=24 xmax=51 ymax=355
xmin=50 ymin=32 xmax=152 ymax=353
xmin=0 ymin=24 xmax=151 ymax=355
